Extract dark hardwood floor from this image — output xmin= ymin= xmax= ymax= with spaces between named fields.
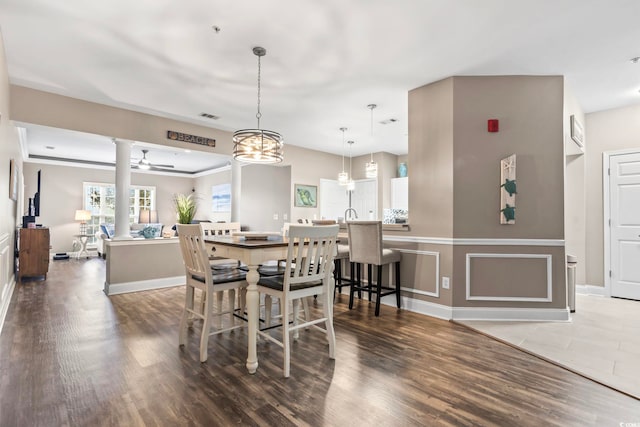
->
xmin=1 ymin=258 xmax=638 ymax=426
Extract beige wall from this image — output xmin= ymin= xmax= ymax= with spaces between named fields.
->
xmin=406 ymin=76 xmax=567 ymax=310
xmin=10 ymin=85 xmax=234 ymax=157
xmin=193 ymin=167 xmax=232 ymax=223
xmin=239 ymin=164 xmax=291 ymax=232
xmin=0 ymin=31 xmax=23 ymax=315
xmin=585 ymin=103 xmax=640 ymax=286
xmin=22 ymin=162 xmax=193 ymax=253
xmin=407 ymin=77 xmax=454 ymax=238
xmin=563 ymin=83 xmax=586 ymax=284
xmin=452 ymin=76 xmax=565 ymax=239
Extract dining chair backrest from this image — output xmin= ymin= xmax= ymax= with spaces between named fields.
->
xmin=200 ymin=222 xmax=241 ymax=237
xmin=347 ymin=221 xmax=384 ymax=265
xmin=284 ymin=224 xmax=340 ymax=291
xmin=177 ymin=224 xmax=211 ymax=280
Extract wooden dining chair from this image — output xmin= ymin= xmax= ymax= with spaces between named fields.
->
xmin=177 ymin=224 xmax=247 ymax=362
xmin=347 ymin=221 xmax=402 ymax=316
xmin=257 ymin=224 xmax=339 ymax=377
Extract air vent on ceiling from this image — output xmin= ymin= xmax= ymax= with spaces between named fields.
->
xmin=379 ymin=118 xmax=398 ymax=125
xmin=200 ymin=112 xmax=220 ymax=120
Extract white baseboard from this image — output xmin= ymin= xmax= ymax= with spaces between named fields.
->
xmin=576 ymin=284 xmax=608 ymax=296
xmin=451 ymin=306 xmax=570 ymax=322
xmin=378 ymin=294 xmax=569 ymax=321
xmin=0 ymin=276 xmax=16 ymax=335
xmin=105 ymin=275 xmax=185 ymax=295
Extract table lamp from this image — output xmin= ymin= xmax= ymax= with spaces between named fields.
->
xmin=75 ymin=210 xmax=92 ymax=234
xmin=138 ymin=208 xmax=158 ymax=224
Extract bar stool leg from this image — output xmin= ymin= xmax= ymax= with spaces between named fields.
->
xmin=395 ymin=261 xmax=401 ymax=308
xmin=374 ymin=265 xmax=383 ymax=316
xmin=367 ymin=264 xmax=373 ymax=302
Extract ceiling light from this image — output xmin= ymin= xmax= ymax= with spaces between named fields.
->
xmin=365 ymin=104 xmax=378 ymax=178
xmin=338 ymin=127 xmax=349 ymax=185
xmin=233 ymin=47 xmax=284 ymax=164
xmin=347 ymin=140 xmax=355 ymax=191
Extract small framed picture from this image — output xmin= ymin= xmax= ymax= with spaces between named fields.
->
xmin=570 ymin=115 xmax=584 ymax=147
xmin=294 ymin=184 xmax=317 ymax=208
xmin=8 ymin=158 xmax=18 ymax=201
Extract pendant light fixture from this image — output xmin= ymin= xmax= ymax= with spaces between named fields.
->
xmin=233 ymin=46 xmax=284 ymax=163
xmin=347 ymin=140 xmax=355 ymax=191
xmin=338 ymin=127 xmax=349 ymax=185
xmin=365 ymin=103 xmax=378 ymax=178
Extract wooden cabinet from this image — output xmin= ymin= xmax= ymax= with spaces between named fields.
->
xmin=18 ymin=228 xmax=50 ymax=281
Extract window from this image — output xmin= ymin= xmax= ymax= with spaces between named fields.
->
xmin=83 ymin=182 xmax=156 ymax=243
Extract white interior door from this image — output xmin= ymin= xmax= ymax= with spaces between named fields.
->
xmin=610 ymin=152 xmax=640 ymax=300
xmin=319 ymin=179 xmax=349 ymax=221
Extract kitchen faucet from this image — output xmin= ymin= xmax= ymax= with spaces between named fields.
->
xmin=344 ymin=208 xmax=358 ymax=221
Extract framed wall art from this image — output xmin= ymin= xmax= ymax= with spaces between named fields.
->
xmin=9 ymin=158 xmax=18 ymax=201
xmin=294 ymin=184 xmax=317 ymax=208
xmin=570 ymin=115 xmax=584 ymax=148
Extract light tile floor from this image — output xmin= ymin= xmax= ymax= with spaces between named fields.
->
xmin=459 ymin=294 xmax=640 ymax=399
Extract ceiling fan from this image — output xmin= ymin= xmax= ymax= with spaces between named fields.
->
xmin=131 ymin=149 xmax=174 ymax=170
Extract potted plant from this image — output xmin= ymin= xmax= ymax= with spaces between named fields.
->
xmin=173 ymin=193 xmax=197 ymax=224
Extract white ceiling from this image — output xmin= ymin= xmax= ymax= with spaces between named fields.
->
xmin=2 ymin=0 xmax=640 ymax=170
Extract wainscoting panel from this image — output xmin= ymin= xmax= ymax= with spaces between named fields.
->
xmin=393 ymin=248 xmax=440 ymax=298
xmin=0 ymin=232 xmax=16 ymax=334
xmin=466 ymin=253 xmax=552 ymax=302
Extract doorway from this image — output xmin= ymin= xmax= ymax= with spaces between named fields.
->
xmin=606 ymin=150 xmax=640 ymax=300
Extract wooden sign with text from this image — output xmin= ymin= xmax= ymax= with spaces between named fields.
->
xmin=167 ymin=131 xmax=216 ymax=147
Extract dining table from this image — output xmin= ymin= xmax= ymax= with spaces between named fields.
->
xmin=203 ymin=233 xmax=294 ymax=374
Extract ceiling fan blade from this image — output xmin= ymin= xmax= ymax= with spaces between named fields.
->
xmin=150 ymin=163 xmax=175 ymax=168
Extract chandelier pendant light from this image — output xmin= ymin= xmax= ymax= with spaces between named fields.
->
xmin=338 ymin=127 xmax=349 ymax=185
xmin=365 ymin=103 xmax=378 ymax=178
xmin=233 ymin=47 xmax=284 ymax=163
xmin=347 ymin=140 xmax=355 ymax=191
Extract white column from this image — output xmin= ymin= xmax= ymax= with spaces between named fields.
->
xmin=113 ymin=139 xmax=133 ymax=240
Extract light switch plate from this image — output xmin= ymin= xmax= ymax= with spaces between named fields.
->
xmin=273 ymin=213 xmax=278 ymax=220
xmin=442 ymin=276 xmax=450 ymax=289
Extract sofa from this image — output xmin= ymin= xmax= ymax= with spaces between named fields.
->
xmin=95 ymin=223 xmax=165 ymax=258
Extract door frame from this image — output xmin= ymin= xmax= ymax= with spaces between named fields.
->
xmin=603 ymin=148 xmax=640 ymax=297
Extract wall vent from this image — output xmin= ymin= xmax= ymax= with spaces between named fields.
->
xmin=200 ymin=113 xmax=220 ymax=120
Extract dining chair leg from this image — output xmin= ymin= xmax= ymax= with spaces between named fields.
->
xmin=348 ymin=272 xmax=356 ymax=309
xmin=395 ymin=261 xmax=401 ymax=309
xmin=293 ymin=299 xmax=300 ymax=340
xmin=264 ymin=295 xmax=273 ymax=328
xmin=200 ymin=288 xmax=214 ymax=362
xmin=282 ymin=296 xmax=291 ymax=378
xmin=302 ymin=297 xmax=311 ymax=329
xmin=324 ymin=282 xmax=336 ymax=358
xmin=179 ymin=285 xmax=193 ymax=347
xmin=228 ymin=289 xmax=236 ymax=326
xmin=375 ymin=265 xmax=383 ymax=316
xmin=215 ymin=291 xmax=224 ymax=329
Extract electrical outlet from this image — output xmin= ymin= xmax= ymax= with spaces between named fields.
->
xmin=442 ymin=276 xmax=450 ymax=289
xmin=283 ymin=213 xmax=288 ymax=220
xmin=273 ymin=213 xmax=278 ymax=220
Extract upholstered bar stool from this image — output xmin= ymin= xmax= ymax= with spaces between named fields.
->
xmin=347 ymin=221 xmax=402 ymax=316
